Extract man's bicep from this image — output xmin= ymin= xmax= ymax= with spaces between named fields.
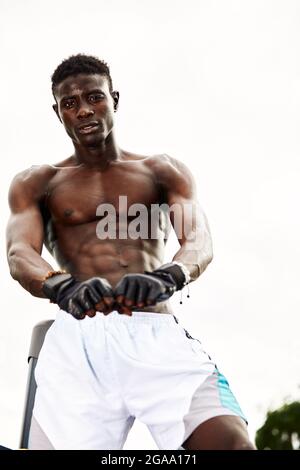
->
xmin=7 ymin=176 xmax=44 ymax=255
xmin=6 ymin=207 xmax=44 ymax=255
xmin=167 ymin=193 xmax=201 ymax=244
xmin=152 ymin=153 xmax=212 ymax=247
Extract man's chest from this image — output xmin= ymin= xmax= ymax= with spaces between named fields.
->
xmin=46 ymin=166 xmax=164 ymax=225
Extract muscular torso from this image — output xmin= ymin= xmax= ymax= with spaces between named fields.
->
xmin=39 ymin=151 xmax=173 ymax=313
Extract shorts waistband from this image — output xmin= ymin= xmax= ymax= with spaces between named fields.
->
xmin=57 ymin=309 xmax=178 ymax=326
xmin=106 ymin=310 xmax=178 ymax=324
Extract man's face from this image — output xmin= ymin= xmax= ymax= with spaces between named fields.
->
xmin=53 ymin=73 xmax=118 ymax=146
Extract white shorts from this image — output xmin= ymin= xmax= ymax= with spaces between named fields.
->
xmin=31 ymin=310 xmax=246 ymax=450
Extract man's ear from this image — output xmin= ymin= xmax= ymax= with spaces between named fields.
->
xmin=52 ymin=103 xmax=62 ymax=123
xmin=112 ymin=91 xmax=119 ymax=112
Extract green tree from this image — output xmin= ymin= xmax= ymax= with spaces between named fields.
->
xmin=256 ymin=401 xmax=300 ymax=450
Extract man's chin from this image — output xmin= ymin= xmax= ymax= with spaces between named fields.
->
xmin=79 ymin=133 xmax=105 ymax=146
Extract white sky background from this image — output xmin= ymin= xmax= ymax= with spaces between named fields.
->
xmin=0 ymin=0 xmax=299 ymax=449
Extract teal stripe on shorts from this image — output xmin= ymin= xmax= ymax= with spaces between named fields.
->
xmin=215 ymin=369 xmax=247 ymax=422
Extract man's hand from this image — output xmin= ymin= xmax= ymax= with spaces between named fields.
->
xmin=57 ymin=277 xmax=115 ymax=319
xmin=43 ymin=274 xmax=115 ymax=319
xmin=114 ymin=272 xmax=177 ymax=314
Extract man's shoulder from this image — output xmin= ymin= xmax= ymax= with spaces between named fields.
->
xmin=11 ymin=155 xmax=76 ymax=181
xmin=122 ymin=151 xmax=175 ymax=173
xmin=9 ymin=164 xmax=58 ymax=203
xmin=144 ymin=153 xmax=194 ymax=188
xmin=145 ymin=153 xmax=188 ymax=171
xmin=125 ymin=152 xmax=176 ymax=165
xmin=11 ymin=164 xmax=57 ymax=185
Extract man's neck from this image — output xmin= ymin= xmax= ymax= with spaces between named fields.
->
xmin=73 ymin=133 xmax=122 ymax=169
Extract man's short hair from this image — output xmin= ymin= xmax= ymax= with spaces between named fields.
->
xmin=51 ymin=54 xmax=113 ymax=94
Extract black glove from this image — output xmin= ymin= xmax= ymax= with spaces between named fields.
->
xmin=42 ymin=274 xmax=114 ymax=319
xmin=114 ymin=262 xmax=188 ymax=309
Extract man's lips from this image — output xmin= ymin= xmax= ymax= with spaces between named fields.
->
xmin=77 ymin=121 xmax=100 ymax=134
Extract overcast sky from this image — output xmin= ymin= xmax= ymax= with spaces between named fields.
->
xmin=0 ymin=0 xmax=299 ymax=449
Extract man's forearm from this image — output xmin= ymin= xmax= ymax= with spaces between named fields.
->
xmin=7 ymin=247 xmax=55 ymax=297
xmin=173 ymin=239 xmax=213 ymax=282
xmin=169 ymin=200 xmax=213 ymax=282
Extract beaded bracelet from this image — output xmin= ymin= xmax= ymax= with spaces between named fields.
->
xmin=43 ymin=269 xmax=68 ymax=281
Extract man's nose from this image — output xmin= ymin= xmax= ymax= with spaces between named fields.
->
xmin=77 ymin=105 xmax=94 ymax=119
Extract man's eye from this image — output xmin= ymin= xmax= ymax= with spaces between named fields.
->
xmin=89 ymin=94 xmax=104 ymax=102
xmin=64 ymin=100 xmax=75 ymax=109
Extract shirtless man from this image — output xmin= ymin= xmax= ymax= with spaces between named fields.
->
xmin=6 ymin=54 xmax=254 ymax=450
